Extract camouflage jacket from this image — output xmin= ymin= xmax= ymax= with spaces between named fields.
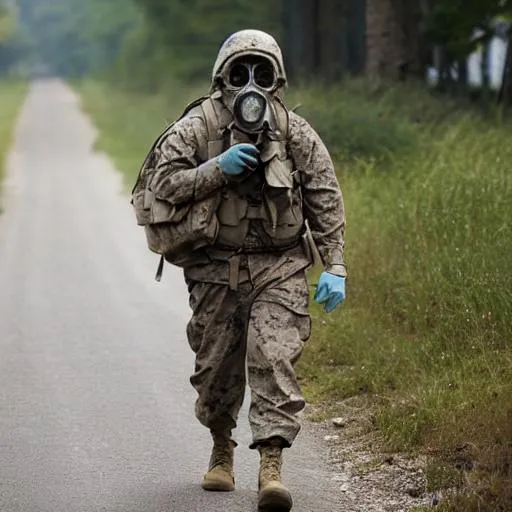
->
xmin=151 ymin=110 xmax=346 ymax=273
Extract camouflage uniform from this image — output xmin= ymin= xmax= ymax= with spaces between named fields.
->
xmin=151 ymin=107 xmax=346 ymax=448
xmin=132 ymin=30 xmax=347 ymax=508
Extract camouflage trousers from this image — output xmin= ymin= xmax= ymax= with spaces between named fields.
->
xmin=184 ymin=246 xmax=311 ymax=448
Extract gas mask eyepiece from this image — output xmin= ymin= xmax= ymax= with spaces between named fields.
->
xmin=227 ymin=61 xmax=276 ymax=90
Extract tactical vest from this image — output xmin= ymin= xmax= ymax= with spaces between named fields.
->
xmin=196 ymin=92 xmax=305 ymax=251
xmin=132 ymin=93 xmax=305 ymax=273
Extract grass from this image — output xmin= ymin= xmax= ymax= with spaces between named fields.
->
xmin=0 ymin=80 xmax=27 ymax=187
xmin=77 ymin=80 xmax=208 ymax=188
xmin=78 ymin=78 xmax=512 ymax=511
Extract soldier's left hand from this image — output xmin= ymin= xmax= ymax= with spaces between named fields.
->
xmin=314 ymin=272 xmax=346 ymax=313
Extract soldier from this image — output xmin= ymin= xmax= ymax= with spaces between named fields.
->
xmin=133 ymin=30 xmax=347 ymax=512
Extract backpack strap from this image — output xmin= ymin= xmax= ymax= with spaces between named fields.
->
xmin=201 ymin=97 xmax=226 ymax=160
xmin=131 ymin=125 xmax=170 ymax=196
xmin=132 ymin=96 xmax=211 ymax=196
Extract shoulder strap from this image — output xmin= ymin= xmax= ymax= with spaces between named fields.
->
xmin=274 ymin=96 xmax=290 ymax=141
xmin=131 ymin=125 xmax=170 ymax=195
xmin=201 ymin=97 xmax=226 ymax=160
xmin=132 ymin=96 xmax=210 ymax=194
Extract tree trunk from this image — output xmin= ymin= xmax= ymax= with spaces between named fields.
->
xmin=347 ymin=0 xmax=366 ymax=75
xmin=281 ymin=0 xmax=317 ymax=79
xmin=457 ymin=57 xmax=468 ymax=93
xmin=481 ymin=39 xmax=491 ymax=100
xmin=365 ymin=0 xmax=422 ymax=79
xmin=365 ymin=0 xmax=405 ymax=78
xmin=317 ymin=0 xmax=346 ymax=80
xmin=437 ymin=46 xmax=455 ymax=93
xmin=283 ymin=0 xmax=367 ymax=80
xmin=498 ymin=39 xmax=512 ymax=106
xmin=395 ymin=0 xmax=424 ymax=77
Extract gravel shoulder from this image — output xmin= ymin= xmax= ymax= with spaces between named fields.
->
xmin=306 ymin=397 xmax=432 ymax=512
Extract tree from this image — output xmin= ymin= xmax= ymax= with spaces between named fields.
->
xmin=17 ymin=0 xmax=141 ymax=76
xmin=0 ymin=2 xmax=16 ymax=42
xmin=282 ymin=0 xmax=365 ymax=80
xmin=365 ymin=0 xmax=423 ymax=79
xmin=423 ymin=0 xmax=512 ymax=91
xmin=0 ymin=0 xmax=27 ymax=74
xmin=499 ymin=29 xmax=512 ymax=106
xmin=132 ymin=0 xmax=283 ymax=80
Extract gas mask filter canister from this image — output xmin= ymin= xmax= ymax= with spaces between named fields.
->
xmin=235 ymin=91 xmax=266 ymax=129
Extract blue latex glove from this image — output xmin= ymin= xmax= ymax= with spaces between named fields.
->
xmin=217 ymin=143 xmax=259 ymax=176
xmin=314 ymin=272 xmax=346 ymax=313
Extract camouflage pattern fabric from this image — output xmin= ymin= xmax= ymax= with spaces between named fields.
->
xmin=150 ymin=65 xmax=346 ymax=447
xmin=185 ymin=247 xmax=311 ymax=448
xmin=153 ymin=110 xmax=346 ymax=271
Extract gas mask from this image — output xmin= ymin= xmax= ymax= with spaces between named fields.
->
xmin=221 ymin=56 xmax=281 ymax=135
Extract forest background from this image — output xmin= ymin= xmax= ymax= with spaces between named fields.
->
xmin=1 ymin=1 xmax=512 ymax=511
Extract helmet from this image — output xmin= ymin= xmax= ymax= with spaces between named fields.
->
xmin=211 ymin=30 xmax=287 ymax=90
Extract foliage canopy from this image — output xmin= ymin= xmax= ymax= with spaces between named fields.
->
xmin=10 ymin=0 xmax=512 ymax=86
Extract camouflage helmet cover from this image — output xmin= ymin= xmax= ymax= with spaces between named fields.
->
xmin=212 ymin=29 xmax=287 ymax=89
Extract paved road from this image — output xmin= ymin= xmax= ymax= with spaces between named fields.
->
xmin=0 ymin=81 xmax=343 ymax=512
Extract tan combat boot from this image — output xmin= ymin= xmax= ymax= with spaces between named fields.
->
xmin=257 ymin=438 xmax=293 ymax=511
xmin=202 ymin=431 xmax=236 ymax=492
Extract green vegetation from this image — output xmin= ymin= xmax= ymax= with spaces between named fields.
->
xmin=79 ymin=79 xmax=512 ymax=511
xmin=2 ymin=0 xmax=509 ymax=509
xmin=20 ymin=0 xmax=512 ymax=95
xmin=16 ymin=0 xmax=141 ymax=77
xmin=0 ymin=80 xmax=27 ymax=184
xmin=17 ymin=0 xmax=280 ymax=84
xmin=298 ymin=81 xmax=511 ymax=512
xmin=0 ymin=1 xmax=29 ymax=75
xmin=78 ymin=80 xmax=207 ymax=185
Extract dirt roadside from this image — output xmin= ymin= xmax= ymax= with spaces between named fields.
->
xmin=306 ymin=397 xmax=432 ymax=512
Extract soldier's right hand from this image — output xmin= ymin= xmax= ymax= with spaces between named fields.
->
xmin=217 ymin=143 xmax=260 ymax=176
